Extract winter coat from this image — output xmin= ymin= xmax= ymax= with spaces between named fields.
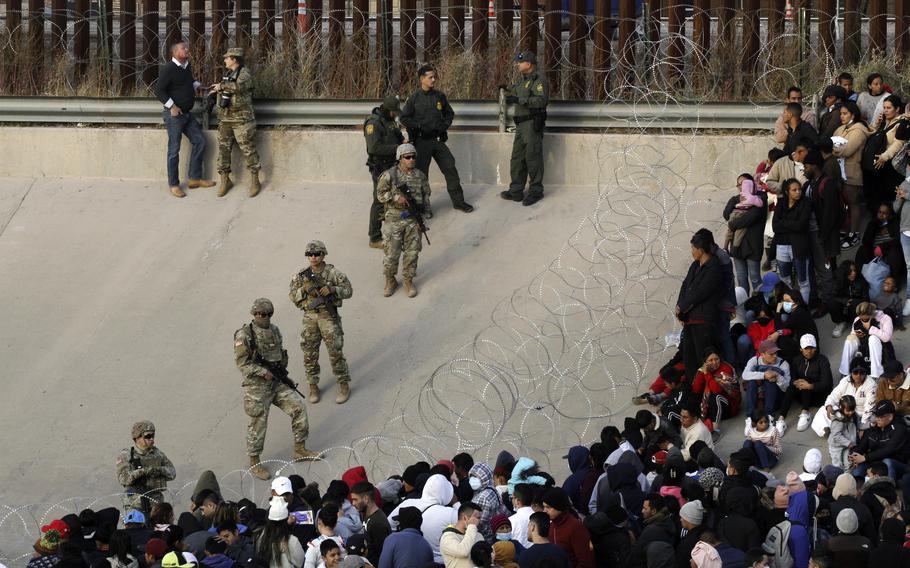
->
xmin=377 ymin=528 xmax=434 ymax=568
xmin=548 ymin=511 xmax=595 ymax=568
xmin=675 ymin=525 xmax=705 ymax=568
xmin=783 ymin=120 xmax=819 ymax=155
xmin=827 ymin=534 xmax=873 ymax=567
xmin=718 ymin=486 xmax=762 ymax=553
xmin=860 ymin=475 xmax=898 ymax=527
xmin=803 ymin=172 xmax=845 ymax=256
xmin=676 ymin=254 xmax=724 ymax=324
xmin=773 ymin=194 xmax=812 ymax=258
xmin=854 ymin=418 xmax=910 ymax=463
xmin=831 ymin=496 xmax=878 ymax=543
xmin=877 ymin=370 xmax=910 ymax=416
xmin=724 ymin=193 xmax=767 ymax=261
xmin=790 ymin=353 xmax=834 ymax=399
xmin=628 ymin=510 xmax=677 ymax=568
xmin=833 ymin=121 xmax=873 ymax=185
xmin=583 ymin=512 xmax=632 ymax=568
xmin=562 ymin=446 xmax=592 ymax=514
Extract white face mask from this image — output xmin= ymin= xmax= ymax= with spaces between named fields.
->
xmin=469 ymin=477 xmax=482 ymax=491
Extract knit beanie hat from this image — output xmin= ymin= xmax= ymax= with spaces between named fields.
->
xmin=34 ymin=520 xmax=69 ymax=555
xmin=785 ymin=471 xmax=806 ymax=494
xmin=836 ymin=508 xmax=859 ymax=534
xmin=605 ymin=505 xmax=628 ymax=526
xmin=680 ymin=500 xmax=705 ymax=526
xmin=832 ymin=473 xmax=858 ymax=499
xmin=698 ymin=467 xmax=724 ymax=492
xmin=490 ymin=514 xmax=511 ymax=533
xmin=542 ymin=487 xmax=571 ymax=512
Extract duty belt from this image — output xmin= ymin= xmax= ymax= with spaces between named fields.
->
xmin=513 ymin=115 xmax=534 ymax=124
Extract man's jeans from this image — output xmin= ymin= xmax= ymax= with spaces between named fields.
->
xmin=734 ymin=257 xmax=761 ymax=295
xmin=163 ymin=110 xmax=206 ymax=187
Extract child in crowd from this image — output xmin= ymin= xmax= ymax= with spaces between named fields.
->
xmin=632 ymin=354 xmax=685 ymax=406
xmin=742 ymin=411 xmax=782 ymax=471
xmin=874 ymin=276 xmax=904 ymax=329
xmin=838 ymin=72 xmax=858 ymax=102
xmin=828 ymin=395 xmax=858 ymax=469
xmin=725 ymin=178 xmax=765 ymax=252
xmin=755 ymin=149 xmax=787 ymax=194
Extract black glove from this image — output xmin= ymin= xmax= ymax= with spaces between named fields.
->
xmin=439 ymin=131 xmax=448 ymax=143
xmin=505 ymin=95 xmax=519 ymax=105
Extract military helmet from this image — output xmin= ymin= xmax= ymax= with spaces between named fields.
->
xmin=396 ymin=143 xmax=417 ymax=160
xmin=131 ymin=420 xmax=155 ymax=440
xmin=381 ymin=95 xmax=401 ymax=112
xmin=223 ymin=47 xmax=244 ymax=59
xmin=306 ymin=240 xmax=327 ymax=255
xmin=250 ymin=298 xmax=274 ymax=316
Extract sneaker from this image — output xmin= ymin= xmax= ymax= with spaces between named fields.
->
xmin=832 ymin=322 xmax=845 ymax=338
xmin=797 ymin=411 xmax=811 ymax=432
xmin=775 ymin=416 xmax=787 ymax=438
xmin=903 ymin=299 xmax=910 ymax=317
xmin=744 ymin=416 xmax=752 ymax=436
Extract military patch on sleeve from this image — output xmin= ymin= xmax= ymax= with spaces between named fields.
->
xmin=365 ymin=124 xmax=375 ymax=135
xmin=436 ymin=101 xmax=442 ymax=110
xmin=235 ymin=340 xmax=244 ymax=347
xmin=536 ymin=84 xmax=544 ymax=92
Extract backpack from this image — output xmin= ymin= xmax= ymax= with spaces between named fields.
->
xmin=762 ymin=520 xmax=794 ymax=568
xmin=862 ymin=120 xmax=901 ymax=170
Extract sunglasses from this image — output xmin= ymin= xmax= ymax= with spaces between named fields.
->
xmin=253 ymin=311 xmax=273 ymax=317
xmin=143 ymin=433 xmax=155 ymax=440
xmin=306 ymin=252 xmax=323 ymax=257
xmin=400 ymin=155 xmax=416 ymax=160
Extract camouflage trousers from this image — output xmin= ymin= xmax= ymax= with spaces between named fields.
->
xmin=383 ymin=218 xmax=422 ymax=279
xmin=243 ymin=381 xmax=309 ymax=456
xmin=300 ymin=312 xmax=350 ymax=386
xmin=121 ymin=490 xmax=165 ymax=515
xmin=217 ymin=119 xmax=261 ymax=174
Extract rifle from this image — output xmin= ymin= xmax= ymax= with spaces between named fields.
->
xmin=247 ymin=323 xmax=307 ymax=399
xmin=395 ymin=180 xmax=431 ymax=245
xmin=299 ymin=268 xmax=341 ymax=321
xmin=202 ymin=90 xmax=217 ymax=130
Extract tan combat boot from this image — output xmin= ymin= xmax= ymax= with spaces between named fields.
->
xmin=218 ymin=173 xmax=233 ymax=197
xmin=170 ymin=186 xmax=186 ymax=198
xmin=249 ymin=171 xmax=261 ymax=197
xmin=403 ymin=278 xmax=417 ymax=298
xmin=335 ymin=383 xmax=350 ymax=404
xmin=308 ymin=384 xmax=320 ymax=403
xmin=294 ymin=442 xmax=319 ymax=460
xmin=383 ymin=276 xmax=398 ymax=297
xmin=369 ymin=240 xmax=384 ymax=249
xmin=188 ymin=179 xmax=216 ymax=188
xmin=249 ymin=456 xmax=270 ymax=480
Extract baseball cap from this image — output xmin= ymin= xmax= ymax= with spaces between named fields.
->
xmin=799 ymin=334 xmax=817 ymax=349
xmin=271 ymin=476 xmax=293 ymax=495
xmin=514 ymin=51 xmax=537 ymax=64
xmin=758 ymin=272 xmax=781 ymax=293
xmin=161 ymin=551 xmax=192 ymax=568
xmin=850 ymin=361 xmax=870 ymax=374
xmin=140 ymin=538 xmax=168 ymax=558
xmin=123 ymin=510 xmax=145 ymax=524
xmin=757 ymin=339 xmax=780 ymax=354
xmin=873 ymin=400 xmax=896 ymax=416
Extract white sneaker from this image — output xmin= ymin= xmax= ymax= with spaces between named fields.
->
xmin=903 ymin=299 xmax=910 ymax=317
xmin=775 ymin=417 xmax=788 ymax=438
xmin=744 ymin=416 xmax=752 ymax=436
xmin=797 ymin=411 xmax=811 ymax=432
xmin=832 ymin=322 xmax=845 ymax=338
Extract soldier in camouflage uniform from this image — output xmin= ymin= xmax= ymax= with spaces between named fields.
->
xmin=377 ymin=143 xmax=432 ymax=299
xmin=289 ymin=241 xmax=354 ymax=404
xmin=400 ymin=64 xmax=473 ymax=213
xmin=234 ymin=298 xmax=317 ymax=480
xmin=211 ymin=47 xmax=262 ymax=198
xmin=500 ymin=51 xmax=550 ymax=207
xmin=115 ymin=421 xmax=176 ymax=514
xmin=364 ymin=95 xmax=405 ymax=249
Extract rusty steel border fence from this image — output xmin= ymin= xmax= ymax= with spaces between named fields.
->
xmin=2 ymin=1 xmax=910 ymax=99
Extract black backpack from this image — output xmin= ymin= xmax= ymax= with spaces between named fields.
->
xmin=862 ymin=120 xmax=902 ymax=170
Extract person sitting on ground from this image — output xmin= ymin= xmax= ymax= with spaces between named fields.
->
xmin=768 ymin=289 xmax=818 ymax=363
xmin=876 ymin=359 xmax=910 ymax=416
xmin=875 ymin=275 xmax=905 ymax=329
xmin=737 ymin=305 xmax=776 ymax=371
xmin=829 ymin=473 xmax=878 ymax=542
xmin=678 ymin=404 xmax=714 ymax=463
xmin=690 ymin=347 xmax=740 ymax=437
xmin=813 ymin=360 xmax=877 ymax=436
xmin=838 ymin=301 xmax=894 ymax=379
xmin=516 ymin=512 xmax=569 ymax=568
xmin=632 ymin=352 xmax=686 ymax=406
xmin=850 ymin=400 xmax=910 ymax=502
xmin=440 ymin=502 xmax=484 ymax=568
xmin=742 ymin=411 xmax=782 ymax=471
xmin=856 ymin=203 xmax=906 ymax=283
xmin=635 ymin=409 xmax=683 ymax=467
xmin=742 ymin=340 xmax=790 ymax=436
xmin=830 ymin=260 xmax=870 ymax=339
xmin=777 ymin=334 xmax=833 ymax=433
xmin=826 ymin=508 xmax=872 ymax=566
xmin=868 ymin=517 xmax=910 ymax=567
xmin=858 ymin=461 xmax=899 ymax=527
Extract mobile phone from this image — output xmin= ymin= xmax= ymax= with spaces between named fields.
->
xmin=290 ymin=511 xmax=314 ymax=524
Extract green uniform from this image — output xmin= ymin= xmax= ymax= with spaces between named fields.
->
xmin=115 ymin=445 xmax=176 ymax=513
xmin=505 ymin=70 xmax=549 ymax=199
xmin=377 ymin=166 xmax=432 ymax=279
xmin=289 ymin=264 xmax=353 ymax=387
xmin=216 ymin=66 xmax=260 ymax=175
xmin=364 ymin=108 xmax=404 ymax=243
xmin=399 ymin=89 xmax=467 ymax=207
xmin=233 ymin=321 xmax=309 ymax=456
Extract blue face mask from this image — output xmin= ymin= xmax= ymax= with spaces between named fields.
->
xmin=496 ymin=533 xmax=511 ymax=541
xmin=782 ymin=301 xmax=794 ymax=313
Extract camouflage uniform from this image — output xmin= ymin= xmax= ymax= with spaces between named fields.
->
xmin=115 ymin=421 xmax=176 ymax=513
xmin=233 ymin=303 xmax=309 ymax=458
xmin=216 ymin=53 xmax=260 ymax=176
xmin=289 ymin=242 xmax=354 ymax=388
xmin=377 ymin=165 xmax=431 ymax=280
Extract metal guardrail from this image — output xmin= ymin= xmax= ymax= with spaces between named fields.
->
xmin=0 ymin=97 xmax=781 ymax=130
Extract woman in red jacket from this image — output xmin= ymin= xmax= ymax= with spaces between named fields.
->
xmin=691 ymin=347 xmax=741 ymax=435
xmin=542 ymin=487 xmax=595 ymax=568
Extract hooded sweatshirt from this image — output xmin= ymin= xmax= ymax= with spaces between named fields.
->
xmin=786 ymin=491 xmax=812 ymax=568
xmin=548 ymin=511 xmax=595 ymax=568
xmin=561 ymin=446 xmax=592 ymax=513
xmin=468 ymin=463 xmax=505 ymax=543
xmin=508 ymin=457 xmax=548 ymax=494
xmin=388 ymin=474 xmax=458 ymax=564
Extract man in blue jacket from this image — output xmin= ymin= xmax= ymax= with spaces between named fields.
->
xmin=378 ymin=507 xmax=433 ymax=568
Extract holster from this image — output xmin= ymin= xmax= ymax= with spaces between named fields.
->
xmin=532 ymin=111 xmax=547 ymax=133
